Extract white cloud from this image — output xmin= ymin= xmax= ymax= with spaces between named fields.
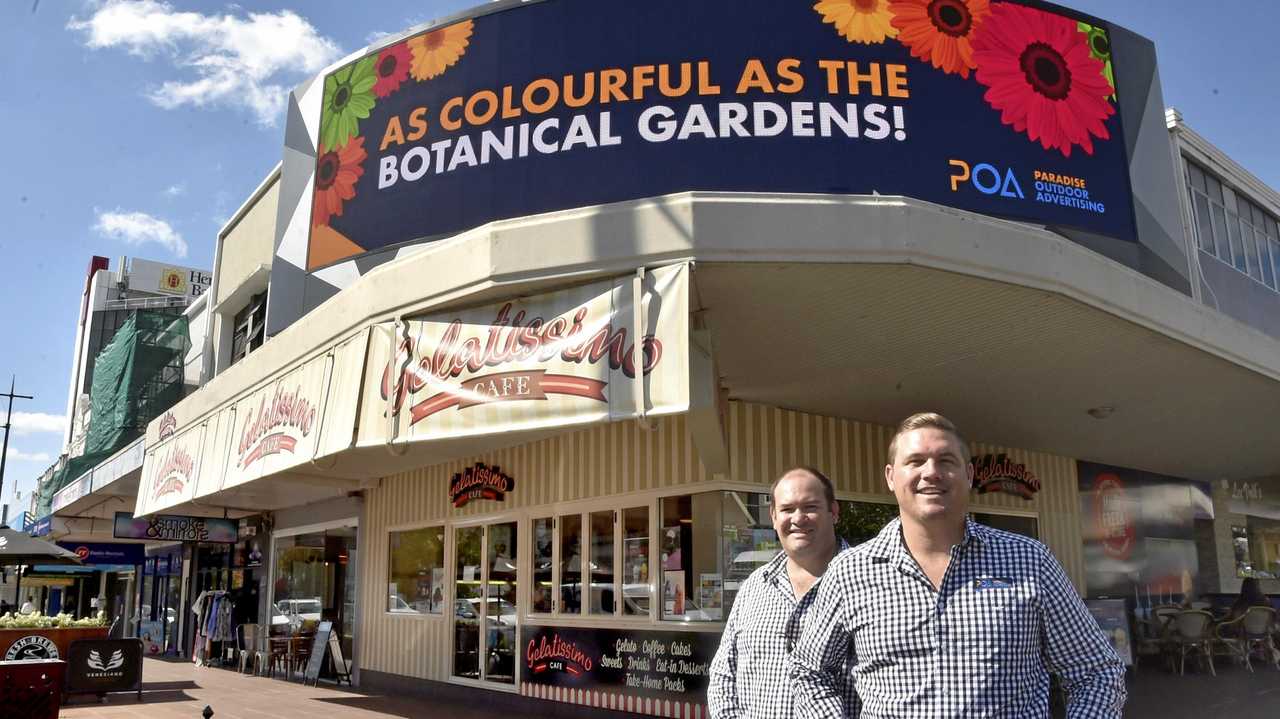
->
xmin=164 ymin=183 xmax=185 ymax=197
xmin=67 ymin=1 xmax=343 ymax=126
xmin=6 ymin=449 xmax=51 ymax=463
xmin=93 ymin=210 xmax=188 ymax=258
xmin=9 ymin=412 xmax=65 ymax=436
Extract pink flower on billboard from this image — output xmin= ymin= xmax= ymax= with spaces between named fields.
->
xmin=971 ymin=2 xmax=1114 ymax=157
xmin=373 ymin=42 xmax=412 ymax=98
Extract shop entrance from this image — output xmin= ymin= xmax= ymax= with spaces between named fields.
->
xmin=452 ymin=520 xmax=518 ymax=686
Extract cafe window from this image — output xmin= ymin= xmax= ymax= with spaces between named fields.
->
xmin=1235 ymin=518 xmax=1280 ymax=579
xmin=387 ymin=525 xmax=445 ymax=615
xmin=531 ymin=517 xmax=554 ymax=613
xmin=533 ymin=505 xmax=651 ymax=618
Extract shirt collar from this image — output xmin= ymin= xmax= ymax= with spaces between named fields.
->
xmin=867 ymin=516 xmax=988 ymax=567
xmin=761 ymin=537 xmax=853 ymax=583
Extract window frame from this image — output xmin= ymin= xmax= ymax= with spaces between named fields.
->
xmin=386 ymin=523 xmax=447 ymax=618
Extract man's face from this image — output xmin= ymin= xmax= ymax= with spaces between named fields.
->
xmin=770 ymin=471 xmax=839 ymax=559
xmin=884 ymin=427 xmax=973 ymax=525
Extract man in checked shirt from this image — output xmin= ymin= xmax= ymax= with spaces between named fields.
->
xmin=708 ymin=467 xmax=853 ymax=719
xmin=791 ymin=413 xmax=1126 ymax=717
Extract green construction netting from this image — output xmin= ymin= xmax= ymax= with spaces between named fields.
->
xmin=36 ymin=311 xmax=188 ymax=516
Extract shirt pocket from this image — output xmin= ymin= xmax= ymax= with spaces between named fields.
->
xmin=949 ymin=581 xmax=1038 ymax=664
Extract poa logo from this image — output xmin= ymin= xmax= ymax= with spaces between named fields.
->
xmin=948 ymin=159 xmax=1025 ymax=199
xmin=4 ymin=635 xmax=60 ymax=660
xmin=86 ymin=649 xmax=126 ymax=677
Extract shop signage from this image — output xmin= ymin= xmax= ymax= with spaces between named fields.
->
xmin=1090 ymin=472 xmax=1135 ymax=560
xmin=287 ymin=0 xmax=1135 ymax=285
xmin=113 ymin=511 xmax=237 ymax=543
xmin=27 ymin=514 xmax=52 ymax=537
xmin=236 ymin=385 xmax=318 ymax=469
xmin=137 ymin=421 xmax=210 ymax=517
xmin=65 ymin=638 xmax=143 ymax=700
xmin=521 ymin=625 xmax=716 ymax=716
xmin=52 ymin=471 xmax=93 ymax=511
xmin=449 ymin=463 xmax=513 ymax=507
xmin=158 ymin=411 xmax=177 ymax=440
xmin=362 ymin=264 xmax=689 ymax=446
xmin=126 ymin=257 xmax=211 ymax=299
xmin=57 ymin=542 xmax=145 ymax=566
xmin=4 ymin=635 xmax=60 ymax=660
xmin=971 ymin=453 xmax=1040 ymax=499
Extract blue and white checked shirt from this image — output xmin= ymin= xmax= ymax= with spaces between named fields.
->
xmin=791 ymin=518 xmax=1125 ymax=718
xmin=708 ymin=540 xmax=853 ymax=719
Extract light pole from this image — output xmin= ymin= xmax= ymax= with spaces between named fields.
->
xmin=0 ymin=376 xmax=34 ymax=528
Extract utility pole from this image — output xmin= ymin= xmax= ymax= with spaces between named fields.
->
xmin=0 ymin=376 xmax=34 ymax=527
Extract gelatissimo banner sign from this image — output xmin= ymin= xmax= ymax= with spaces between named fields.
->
xmin=360 ymin=263 xmax=688 ymax=446
xmin=135 ymin=330 xmax=370 ymax=516
xmin=520 ymin=625 xmax=717 ymax=717
xmin=301 ymin=0 xmax=1133 ymax=271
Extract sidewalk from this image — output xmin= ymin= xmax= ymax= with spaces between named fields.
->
xmin=57 ymin=655 xmax=1280 ymax=718
xmin=59 ymin=657 xmax=519 ymax=719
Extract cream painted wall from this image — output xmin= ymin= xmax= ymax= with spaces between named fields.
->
xmin=216 ymin=179 xmax=279 ymax=308
xmin=358 ymin=401 xmax=1087 ymax=682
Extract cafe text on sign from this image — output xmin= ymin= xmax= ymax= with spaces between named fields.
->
xmin=450 ymin=463 xmax=514 ymax=507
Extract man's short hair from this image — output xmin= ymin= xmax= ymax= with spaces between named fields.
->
xmin=886 ymin=412 xmax=971 ymax=464
xmin=770 ymin=466 xmax=836 ymax=506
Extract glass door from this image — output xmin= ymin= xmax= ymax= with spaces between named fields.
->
xmin=452 ymin=521 xmax=519 ymax=685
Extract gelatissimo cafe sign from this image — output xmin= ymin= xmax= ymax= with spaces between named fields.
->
xmin=450 ymin=463 xmax=513 ymax=507
xmin=236 ymin=385 xmax=318 ymax=469
xmin=972 ymin=453 xmax=1041 ymax=499
xmin=150 ymin=441 xmax=197 ymax=506
xmin=365 ymin=264 xmax=689 ymax=444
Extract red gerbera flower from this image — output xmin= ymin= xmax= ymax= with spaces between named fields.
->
xmin=312 ymin=136 xmax=367 ymax=228
xmin=971 ymin=3 xmax=1114 ymax=157
xmin=889 ymin=0 xmax=990 ymax=78
xmin=372 ymin=43 xmax=411 ymax=98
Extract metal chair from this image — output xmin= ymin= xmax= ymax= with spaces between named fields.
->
xmin=1174 ymin=609 xmax=1217 ymax=676
xmin=1217 ymin=607 xmax=1279 ymax=672
xmin=237 ymin=623 xmax=260 ymax=674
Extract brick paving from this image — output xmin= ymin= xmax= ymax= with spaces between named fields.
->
xmin=54 ymin=655 xmax=1280 ymax=718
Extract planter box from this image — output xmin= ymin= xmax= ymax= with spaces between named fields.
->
xmin=0 ymin=627 xmax=109 ymax=662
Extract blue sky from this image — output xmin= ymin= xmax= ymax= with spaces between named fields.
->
xmin=0 ymin=0 xmax=1277 ymax=515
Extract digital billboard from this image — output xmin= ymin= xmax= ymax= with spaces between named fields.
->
xmin=299 ymin=0 xmax=1134 ymax=272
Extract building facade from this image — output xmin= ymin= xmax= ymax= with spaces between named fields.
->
xmin=59 ymin=0 xmax=1280 ymax=714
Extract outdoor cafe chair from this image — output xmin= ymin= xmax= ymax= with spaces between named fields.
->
xmin=236 ymin=623 xmax=259 ymax=675
xmin=1173 ymin=609 xmax=1217 ymax=676
xmin=1216 ymin=607 xmax=1280 ymax=672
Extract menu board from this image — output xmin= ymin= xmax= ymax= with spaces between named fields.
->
xmin=1084 ymin=598 xmax=1133 ymax=666
xmin=523 ymin=625 xmax=717 ymax=706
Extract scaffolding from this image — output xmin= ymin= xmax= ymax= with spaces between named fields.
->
xmin=36 ymin=311 xmax=189 ymax=516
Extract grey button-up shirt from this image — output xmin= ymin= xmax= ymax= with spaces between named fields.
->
xmin=708 ymin=539 xmax=853 ymax=719
xmin=791 ymin=518 xmax=1126 ymax=718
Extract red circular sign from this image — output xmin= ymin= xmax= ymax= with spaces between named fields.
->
xmin=1092 ymin=473 xmax=1135 ymax=560
xmin=75 ymin=546 xmax=91 ymax=561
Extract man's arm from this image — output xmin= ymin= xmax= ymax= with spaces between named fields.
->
xmin=1038 ymin=549 xmax=1126 ymax=718
xmin=707 ymin=579 xmax=749 ymax=719
xmin=790 ymin=558 xmax=854 ymax=719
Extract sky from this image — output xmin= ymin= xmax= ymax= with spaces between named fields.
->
xmin=0 ymin=0 xmax=1277 ymax=515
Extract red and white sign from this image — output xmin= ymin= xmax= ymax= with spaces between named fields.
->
xmin=360 ymin=264 xmax=689 ymax=446
xmin=1093 ymin=473 xmax=1135 ymax=560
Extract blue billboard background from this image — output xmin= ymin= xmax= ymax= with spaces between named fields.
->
xmin=311 ymin=0 xmax=1135 ymax=270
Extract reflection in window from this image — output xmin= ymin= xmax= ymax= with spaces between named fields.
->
xmin=532 ymin=517 xmax=554 ymax=613
xmin=622 ymin=507 xmax=650 ymax=616
xmin=590 ymin=511 xmax=615 ymax=614
xmin=835 ymin=501 xmax=898 ymax=547
xmin=661 ymin=493 xmax=730 ymax=621
xmin=559 ymin=514 xmax=582 ymax=614
xmin=388 ymin=526 xmax=445 ymax=614
xmin=973 ymin=513 xmax=1038 ymax=539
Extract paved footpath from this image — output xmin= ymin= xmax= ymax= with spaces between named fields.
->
xmin=57 ymin=655 xmax=1280 ymax=718
xmin=59 ymin=657 xmax=524 ymax=719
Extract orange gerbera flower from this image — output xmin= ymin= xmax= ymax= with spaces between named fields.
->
xmin=890 ymin=0 xmax=990 ymax=78
xmin=408 ymin=20 xmax=474 ymax=81
xmin=814 ymin=0 xmax=898 ymax=45
xmin=312 ymin=136 xmax=367 ymax=228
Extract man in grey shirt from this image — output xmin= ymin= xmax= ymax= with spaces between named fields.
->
xmin=791 ymin=413 xmax=1125 ymax=717
xmin=708 ymin=467 xmax=853 ymax=718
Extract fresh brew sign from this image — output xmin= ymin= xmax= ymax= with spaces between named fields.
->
xmin=972 ymin=454 xmax=1041 ymax=499
xmin=361 ymin=264 xmax=689 ymax=446
xmin=449 ymin=463 xmax=513 ymax=507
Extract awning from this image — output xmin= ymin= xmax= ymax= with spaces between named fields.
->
xmin=358 ymin=263 xmax=690 ymax=449
xmin=134 ymin=328 xmax=370 ymax=517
